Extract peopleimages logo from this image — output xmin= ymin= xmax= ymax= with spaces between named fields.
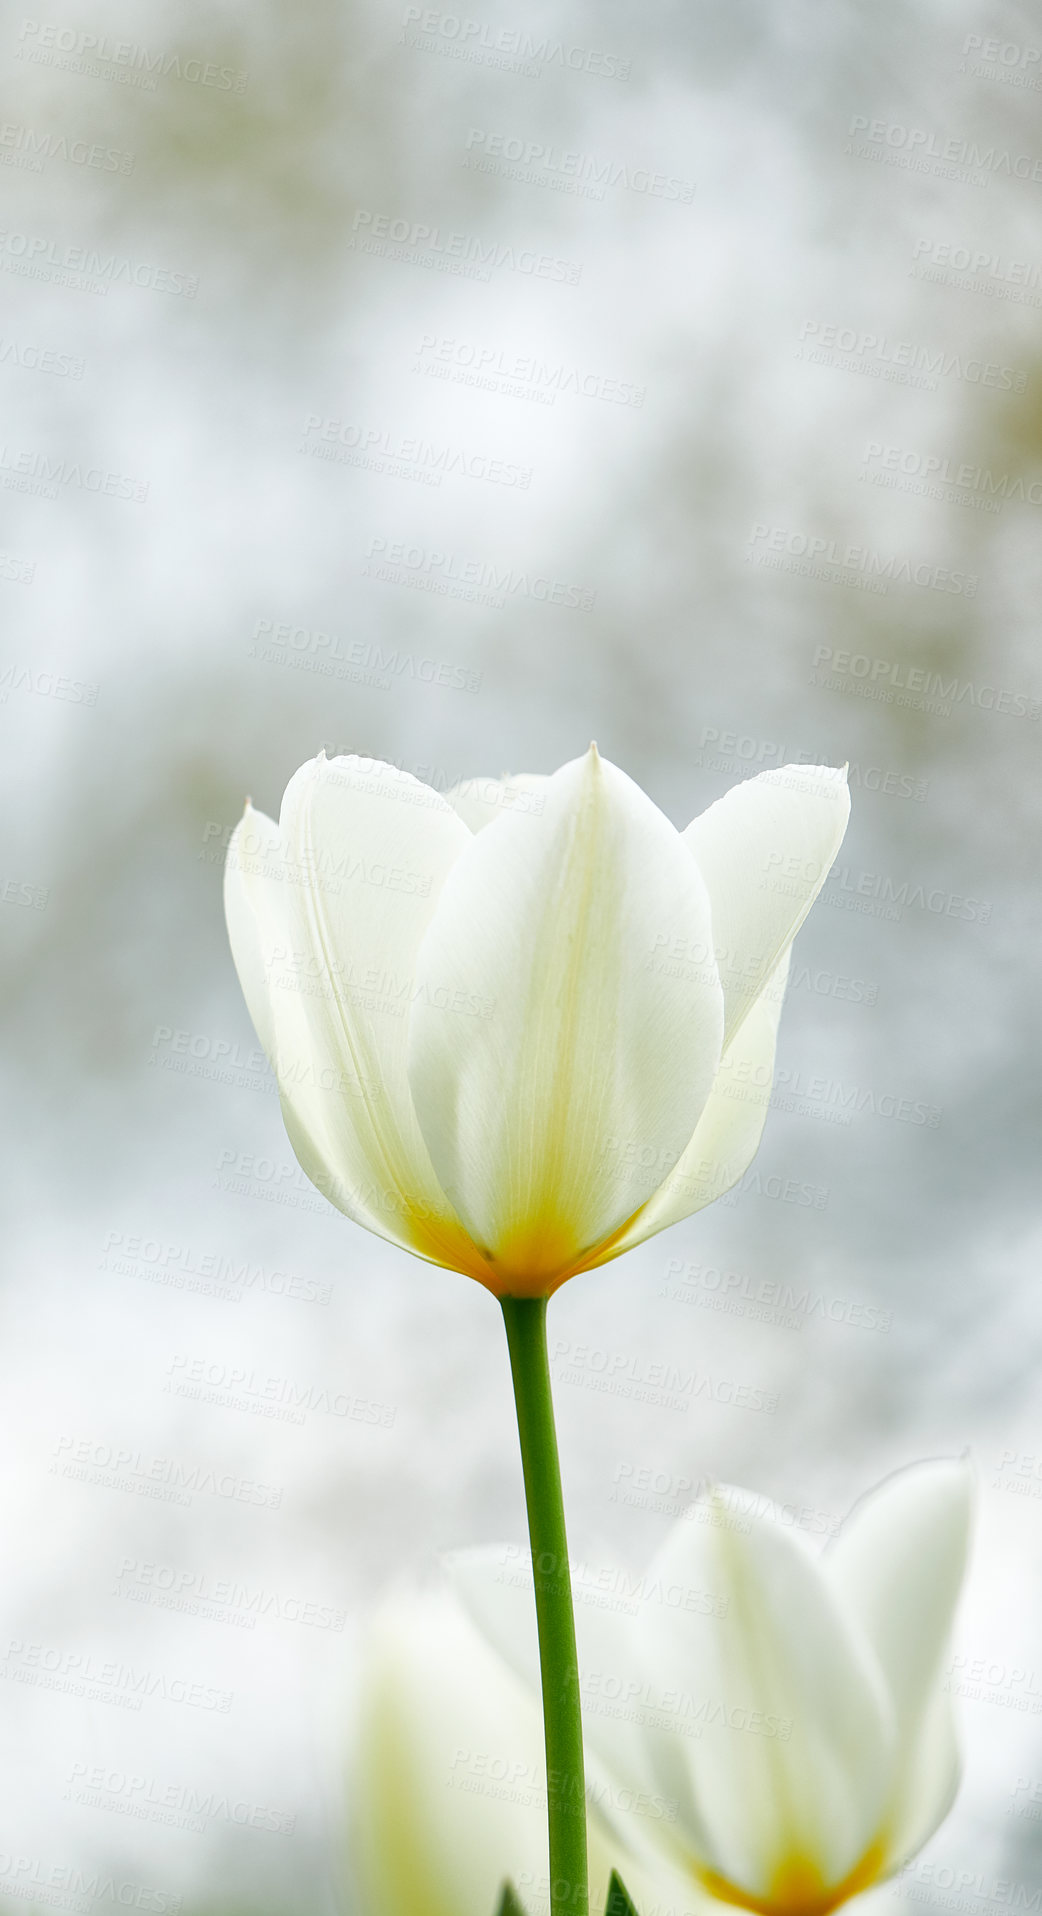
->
xmin=250 ymin=618 xmax=482 ymax=693
xmin=362 ymin=536 xmax=596 ymax=610
xmin=694 ymin=723 xmax=926 ymax=805
xmin=959 ymin=33 xmax=1042 ymax=90
xmin=819 ymin=866 xmax=989 ymax=926
xmin=0 ymin=228 xmax=196 ymax=296
xmin=747 ymin=524 xmax=979 ymax=598
xmin=847 ymin=114 xmax=1042 ymax=182
xmin=66 ymin=1761 xmax=296 ymax=1835
xmin=962 ymin=33 xmax=1042 ymax=71
xmin=413 ymin=333 xmax=645 ymax=407
xmin=911 ymin=238 xmax=1042 ymax=299
xmin=0 ymin=124 xmax=135 ymax=173
xmin=349 ymin=210 xmax=581 ymax=284
xmin=661 ymin=1259 xmax=892 ymax=1335
xmin=299 ymin=415 xmax=532 ymax=490
xmin=400 ymin=10 xmax=630 ymax=80
xmin=463 ymin=129 xmax=693 ymax=201
xmin=0 ymin=444 xmax=147 ymax=502
xmin=0 ymin=1855 xmax=180 ymax=1911
xmin=0 ymin=1637 xmax=233 ymax=1715
xmin=115 ymin=1558 xmax=347 ymax=1632
xmin=0 ymin=663 xmax=99 ymax=706
xmin=16 ymin=20 xmax=248 ymax=91
xmin=0 ymin=334 xmax=84 ymax=377
xmin=811 ymin=645 xmax=1040 ymax=721
xmin=797 ymin=320 xmax=1026 ymax=392
xmin=860 ymin=442 xmax=1042 ymax=511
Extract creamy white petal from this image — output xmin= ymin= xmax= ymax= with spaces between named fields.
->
xmin=224 ymin=755 xmax=490 ymax=1279
xmin=408 ymin=748 xmax=724 ymax=1294
xmin=826 ymin=1460 xmax=972 ymax=1865
xmin=633 ymin=1490 xmax=894 ymax=1901
xmin=445 ymin=773 xmax=552 ymax=834
xmin=684 ymin=765 xmax=849 ymax=1047
xmin=601 ymin=951 xmax=790 ymax=1259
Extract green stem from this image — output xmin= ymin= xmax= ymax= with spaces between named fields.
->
xmin=500 ymin=1296 xmax=588 ymax=1916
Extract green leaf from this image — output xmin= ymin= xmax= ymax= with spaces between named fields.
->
xmin=605 ymin=1871 xmax=640 ymax=1916
xmin=496 ymin=1883 xmax=528 ymax=1916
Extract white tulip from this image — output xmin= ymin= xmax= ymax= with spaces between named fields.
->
xmin=350 ymin=1587 xmax=710 ymax=1916
xmin=224 ymin=747 xmax=848 ymax=1298
xmin=450 ymin=1461 xmax=973 ymax=1916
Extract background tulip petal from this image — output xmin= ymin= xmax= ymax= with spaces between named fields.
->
xmin=224 ymin=802 xmax=281 ymax=1061
xmin=601 ymin=951 xmax=790 ymax=1259
xmin=876 ymin=1684 xmax=961 ymax=1873
xmin=444 ymin=773 xmax=553 ymax=834
xmin=224 ymin=754 xmax=492 ymax=1279
xmin=633 ymin=1490 xmax=894 ymax=1901
xmin=445 ymin=1546 xmax=657 ymax=1820
xmin=684 ymin=764 xmax=849 ymax=1047
xmin=407 ymin=747 xmax=725 ymax=1294
xmin=825 ymin=1460 xmax=972 ymax=1864
xmin=445 ymin=1546 xmax=542 ymax=1691
xmin=352 ymin=1591 xmax=553 ymax=1916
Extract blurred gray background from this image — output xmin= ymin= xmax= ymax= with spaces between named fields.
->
xmin=1 ymin=0 xmax=1041 ymax=1909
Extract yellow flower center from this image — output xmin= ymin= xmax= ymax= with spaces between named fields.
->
xmin=696 ymin=1840 xmax=888 ymax=1916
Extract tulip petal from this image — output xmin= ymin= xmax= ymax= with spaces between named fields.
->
xmin=684 ymin=765 xmax=849 ymax=1048
xmin=224 ymin=755 xmax=492 ymax=1280
xmin=633 ymin=1490 xmax=894 ymax=1901
xmin=445 ymin=773 xmax=552 ymax=834
xmin=408 ymin=747 xmax=725 ymax=1294
xmin=223 ymin=802 xmax=280 ymax=1060
xmin=826 ymin=1460 xmax=972 ymax=1866
xmin=597 ymin=951 xmax=790 ymax=1260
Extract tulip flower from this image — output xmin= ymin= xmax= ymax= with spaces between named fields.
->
xmin=224 ymin=745 xmax=849 ymax=1916
xmin=451 ymin=1460 xmax=973 ymax=1916
xmin=223 ymin=747 xmax=848 ymax=1298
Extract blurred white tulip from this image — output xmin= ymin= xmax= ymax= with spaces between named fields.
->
xmin=350 ymin=1586 xmax=710 ymax=1916
xmin=450 ymin=1460 xmax=973 ymax=1916
xmin=225 ymin=746 xmax=848 ymax=1299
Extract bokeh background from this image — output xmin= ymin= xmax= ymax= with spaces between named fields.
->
xmin=2 ymin=0 xmax=1041 ymax=1909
